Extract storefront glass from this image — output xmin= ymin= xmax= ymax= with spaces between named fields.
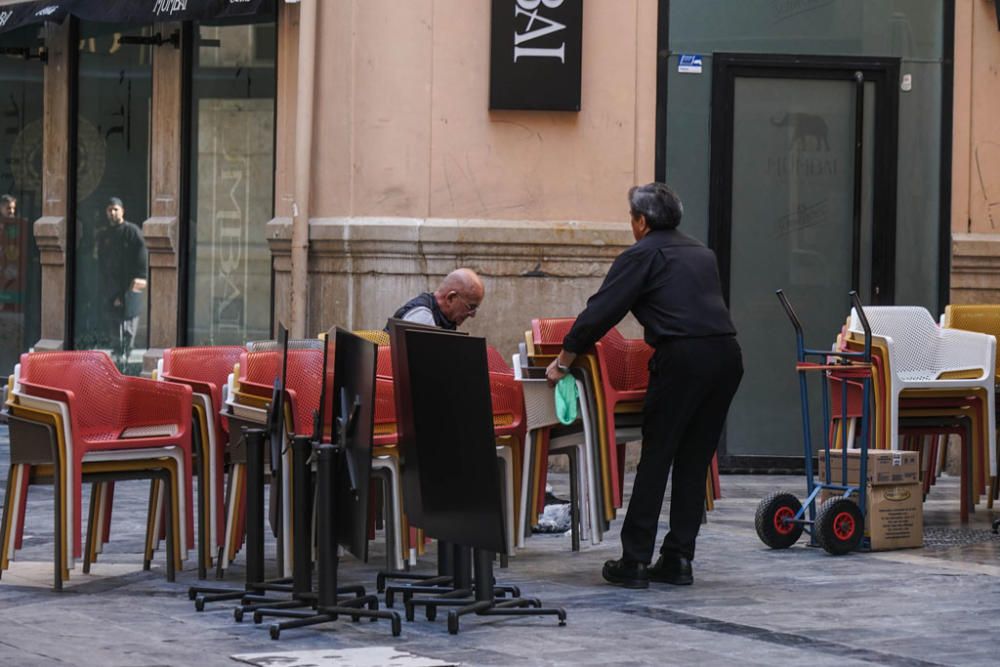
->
xmin=73 ymin=22 xmax=152 ymax=374
xmin=0 ymin=26 xmax=43 ymax=376
xmin=187 ymin=20 xmax=275 ymax=345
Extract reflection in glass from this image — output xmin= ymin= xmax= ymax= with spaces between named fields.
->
xmin=74 ymin=23 xmax=151 ymax=374
xmin=188 ymin=21 xmax=276 ymax=346
xmin=0 ymin=26 xmax=44 ymax=375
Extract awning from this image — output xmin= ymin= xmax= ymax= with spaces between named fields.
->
xmin=0 ymin=2 xmax=71 ymax=36
xmin=0 ymin=0 xmax=273 ymax=37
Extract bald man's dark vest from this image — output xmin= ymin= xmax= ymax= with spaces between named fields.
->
xmin=390 ymin=292 xmax=457 ymax=330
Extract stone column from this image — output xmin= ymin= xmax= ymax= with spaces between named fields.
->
xmin=32 ymin=20 xmax=73 ymax=350
xmin=142 ymin=217 xmax=179 ymax=371
xmin=32 ymin=217 xmax=66 ymax=351
xmin=266 ymin=217 xmax=293 ymax=336
xmin=142 ymin=23 xmax=183 ymax=372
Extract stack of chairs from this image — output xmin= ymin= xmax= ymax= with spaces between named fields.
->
xmin=837 ymin=306 xmax=996 ymax=522
xmin=1 ymin=351 xmax=193 ymax=588
xmin=353 ymin=329 xmax=407 ymax=571
xmin=220 ymin=339 xmax=323 ymax=577
xmin=486 ymin=346 xmax=527 ymax=559
xmin=519 ymin=318 xmax=721 ymax=544
xmin=158 ymin=346 xmax=244 ymax=577
xmin=942 ymin=305 xmax=1000 ymax=507
xmin=513 ymin=351 xmax=600 ymax=551
xmin=362 ymin=329 xmax=526 ymax=563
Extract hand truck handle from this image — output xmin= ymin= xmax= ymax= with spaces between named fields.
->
xmin=849 ymin=290 xmax=872 ymax=360
xmin=775 ymin=289 xmax=803 ymax=337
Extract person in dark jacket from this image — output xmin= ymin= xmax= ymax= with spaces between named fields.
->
xmin=97 ymin=197 xmax=147 ymax=363
xmin=546 ymin=182 xmax=743 ymax=589
xmin=388 ymin=268 xmax=484 ymax=330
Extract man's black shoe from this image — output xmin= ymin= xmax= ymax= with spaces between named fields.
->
xmin=648 ymin=553 xmax=693 ymax=585
xmin=602 ymin=558 xmax=648 ymax=589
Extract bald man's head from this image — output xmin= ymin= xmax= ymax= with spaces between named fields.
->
xmin=434 ymin=268 xmax=485 ymax=327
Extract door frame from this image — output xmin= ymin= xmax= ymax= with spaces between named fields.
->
xmin=708 ymin=53 xmax=900 ymax=471
xmin=709 ymin=53 xmax=900 ymax=305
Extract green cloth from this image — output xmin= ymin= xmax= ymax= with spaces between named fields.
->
xmin=554 ymin=374 xmax=578 ymax=425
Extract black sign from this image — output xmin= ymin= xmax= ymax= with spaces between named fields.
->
xmin=489 ymin=0 xmax=583 ymax=111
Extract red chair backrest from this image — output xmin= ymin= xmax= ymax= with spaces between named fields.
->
xmin=283 ymin=347 xmax=330 ymax=437
xmin=377 ymin=345 xmax=393 ymax=377
xmin=596 ymin=327 xmax=652 ymax=392
xmin=531 ymin=317 xmax=576 ymax=354
xmin=20 ymin=350 xmax=188 ymax=439
xmin=486 ymin=345 xmax=513 ymax=375
xmin=162 ymin=346 xmax=244 ymax=413
xmin=489 ymin=371 xmax=525 ymax=436
xmin=374 ymin=376 xmax=397 ymax=438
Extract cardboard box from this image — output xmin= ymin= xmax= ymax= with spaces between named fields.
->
xmin=819 ymin=482 xmax=923 ymax=551
xmin=816 ymin=449 xmax=920 ymax=486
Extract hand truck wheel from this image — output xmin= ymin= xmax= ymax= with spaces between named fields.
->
xmin=815 ymin=497 xmax=864 ymax=555
xmin=754 ymin=491 xmax=804 ymax=549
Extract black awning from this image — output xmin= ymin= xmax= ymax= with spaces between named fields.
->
xmin=70 ymin=0 xmax=272 ymax=24
xmin=0 ymin=2 xmax=72 ymax=36
xmin=0 ymin=0 xmax=272 ymax=37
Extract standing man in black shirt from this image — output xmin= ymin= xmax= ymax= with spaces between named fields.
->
xmin=97 ymin=197 xmax=148 ymax=365
xmin=388 ymin=268 xmax=484 ymax=331
xmin=546 ymin=183 xmax=743 ymax=589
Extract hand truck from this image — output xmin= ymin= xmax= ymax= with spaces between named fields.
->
xmin=755 ymin=290 xmax=873 ymax=555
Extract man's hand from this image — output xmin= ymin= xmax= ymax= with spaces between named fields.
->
xmin=545 ymin=358 xmax=567 ymax=386
xmin=545 ymin=350 xmax=577 ymax=386
xmin=130 ymin=278 xmax=147 ymax=292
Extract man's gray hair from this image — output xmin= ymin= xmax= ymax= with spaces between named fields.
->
xmin=628 ymin=182 xmax=683 ymax=230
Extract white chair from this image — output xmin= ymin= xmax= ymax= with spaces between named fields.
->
xmin=513 ymin=353 xmax=602 ymax=550
xmin=847 ymin=306 xmax=997 ymax=475
xmin=371 ymin=454 xmax=405 ymax=571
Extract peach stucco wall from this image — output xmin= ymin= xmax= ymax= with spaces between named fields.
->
xmin=953 ymin=0 xmax=1000 ymax=234
xmin=275 ymin=0 xmax=658 ymax=224
xmin=949 ymin=1 xmax=1000 ymax=304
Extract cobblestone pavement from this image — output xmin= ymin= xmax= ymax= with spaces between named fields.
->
xmin=1 ymin=427 xmax=999 ymax=666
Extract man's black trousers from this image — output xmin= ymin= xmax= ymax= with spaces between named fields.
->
xmin=621 ymin=335 xmax=743 ymax=564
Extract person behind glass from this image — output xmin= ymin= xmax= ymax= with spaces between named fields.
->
xmin=97 ymin=197 xmax=148 ymax=363
xmin=388 ymin=268 xmax=484 ymax=330
xmin=0 ymin=194 xmax=15 ymax=220
xmin=0 ymin=194 xmax=24 ymax=313
xmin=545 ymin=182 xmax=743 ymax=589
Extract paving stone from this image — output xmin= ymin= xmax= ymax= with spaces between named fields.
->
xmin=1 ymin=425 xmax=999 ymax=666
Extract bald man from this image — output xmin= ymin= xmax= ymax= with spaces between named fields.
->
xmin=389 ymin=268 xmax=484 ymax=330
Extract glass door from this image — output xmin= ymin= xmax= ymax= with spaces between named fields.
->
xmin=73 ymin=22 xmax=153 ymax=374
xmin=186 ymin=20 xmax=276 ymax=346
xmin=709 ymin=54 xmax=898 ymax=464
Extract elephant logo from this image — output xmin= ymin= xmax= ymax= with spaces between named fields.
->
xmin=771 ymin=112 xmax=830 ymax=152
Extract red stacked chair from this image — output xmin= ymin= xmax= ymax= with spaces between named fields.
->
xmin=593 ymin=327 xmax=653 ymax=503
xmin=18 ymin=351 xmax=194 ymax=562
xmin=161 ymin=345 xmax=244 ymax=565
